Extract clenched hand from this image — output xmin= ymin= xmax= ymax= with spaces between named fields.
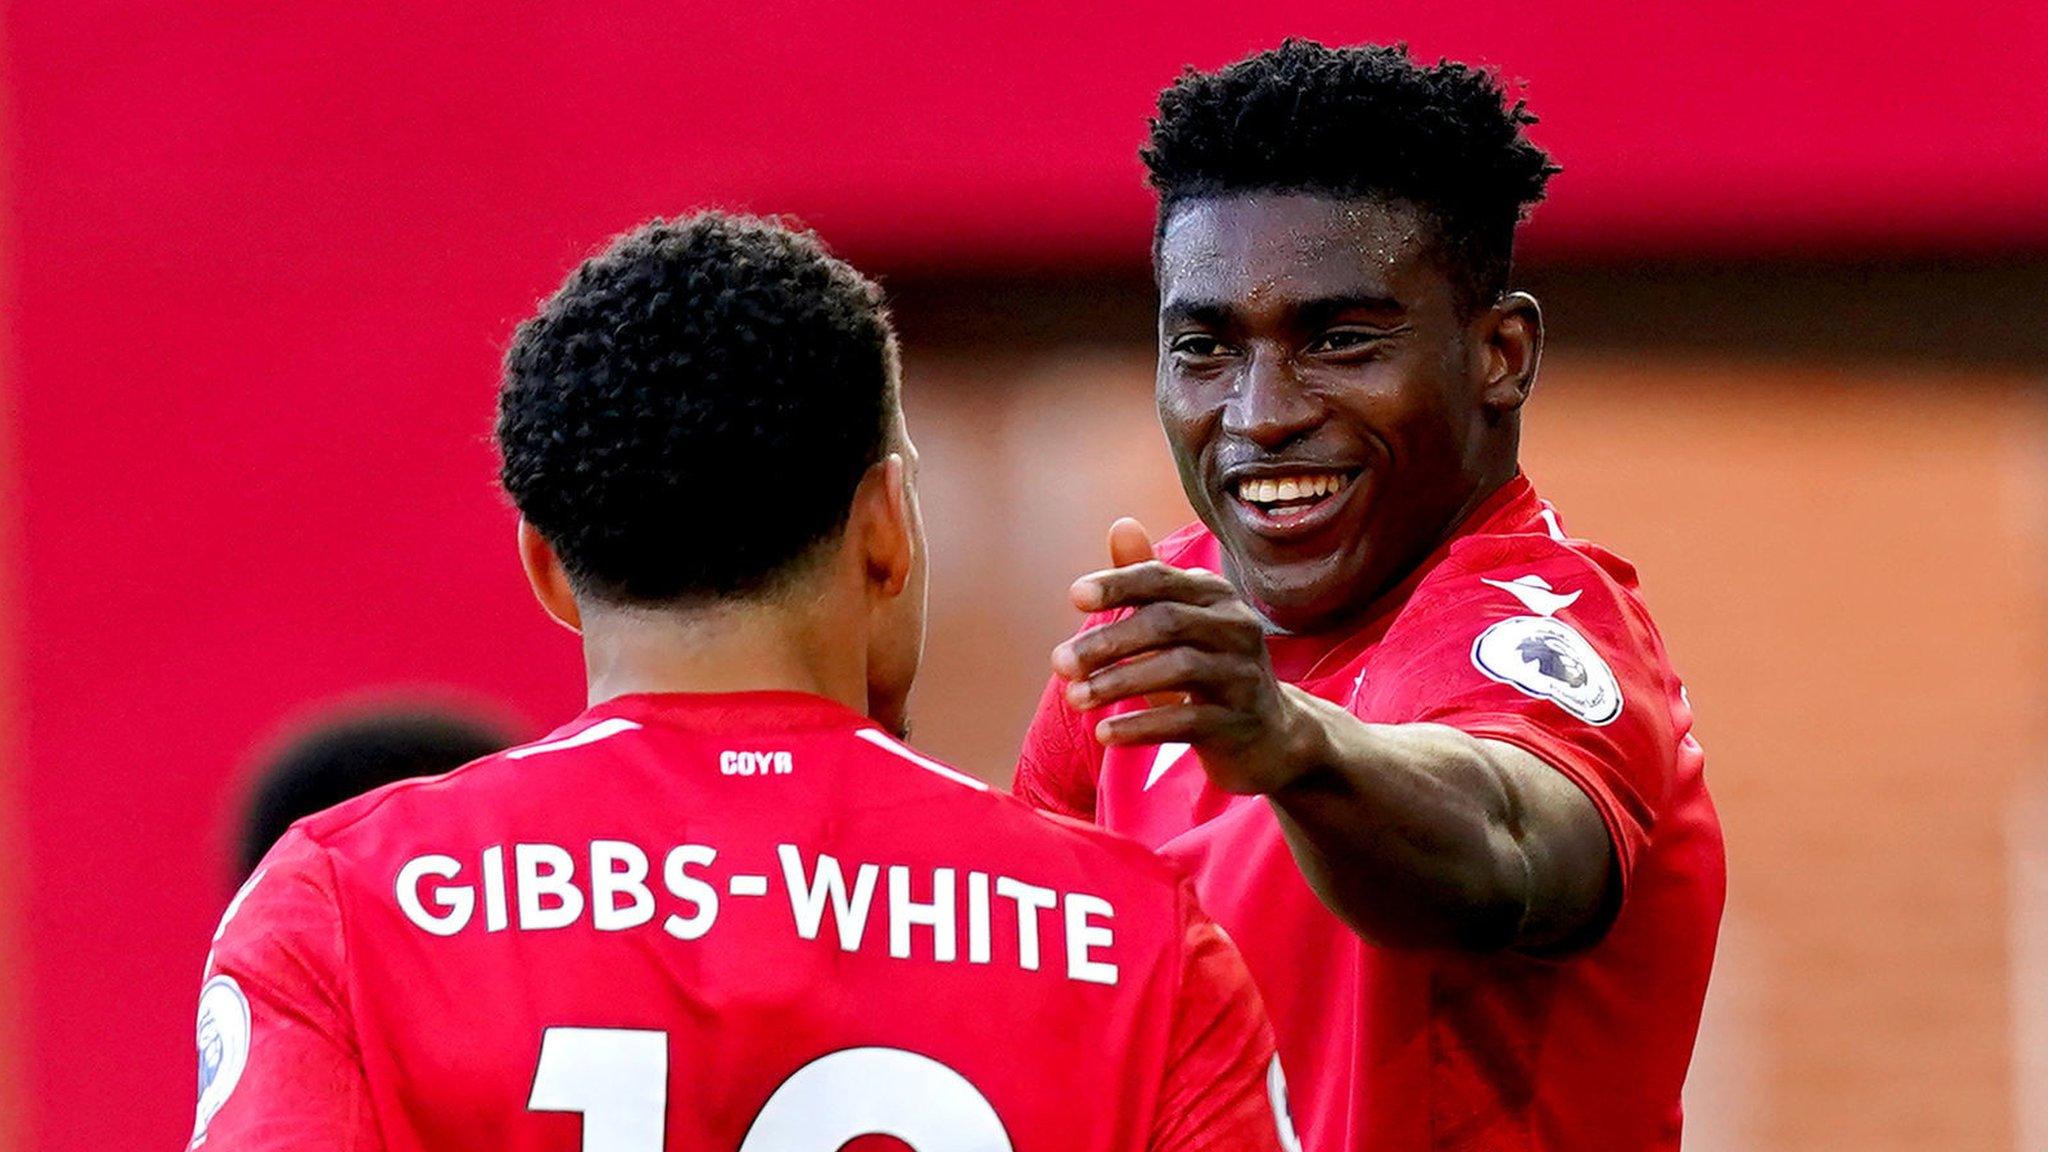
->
xmin=1051 ymin=518 xmax=1325 ymax=795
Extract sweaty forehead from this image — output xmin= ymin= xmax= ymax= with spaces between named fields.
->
xmin=1156 ymin=194 xmax=1438 ymax=314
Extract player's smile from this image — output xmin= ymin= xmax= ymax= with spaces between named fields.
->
xmin=1155 ymin=193 xmax=1507 ymax=633
xmin=1220 ymin=459 xmax=1363 ymax=540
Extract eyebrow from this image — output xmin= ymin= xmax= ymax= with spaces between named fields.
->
xmin=1158 ymin=300 xmax=1236 ymax=328
xmin=1160 ymin=292 xmax=1406 ymax=328
xmin=1298 ymin=293 xmax=1405 ymax=327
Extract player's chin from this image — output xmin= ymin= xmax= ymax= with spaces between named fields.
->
xmin=1256 ymin=587 xmax=1353 ymax=634
xmin=1230 ymin=549 xmax=1361 ymax=633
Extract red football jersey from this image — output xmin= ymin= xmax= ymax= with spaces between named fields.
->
xmin=195 ymin=691 xmax=1299 ymax=1152
xmin=1016 ymin=475 xmax=1725 ymax=1151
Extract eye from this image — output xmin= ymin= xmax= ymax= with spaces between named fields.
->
xmin=1168 ymin=333 xmax=1233 ymax=360
xmin=1307 ymin=329 xmax=1387 ymax=355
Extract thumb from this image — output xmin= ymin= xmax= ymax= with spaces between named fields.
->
xmin=1107 ymin=517 xmax=1156 ymax=568
xmin=1105 ymin=515 xmax=1186 ymax=711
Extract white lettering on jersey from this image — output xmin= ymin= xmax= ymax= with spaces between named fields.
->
xmin=591 ymin=841 xmax=655 ymax=931
xmin=662 ymin=845 xmax=719 ymax=940
xmin=888 ymin=865 xmax=957 ymax=962
xmin=780 ymin=846 xmax=879 ymax=950
xmin=966 ymin=871 xmax=992 ymax=964
xmin=740 ymin=1046 xmax=1013 ymax=1150
xmin=719 ymin=749 xmax=794 ymax=777
xmin=995 ymin=876 xmax=1056 ymax=972
xmin=1063 ymin=893 xmax=1118 ymax=985
xmin=482 ymin=844 xmax=509 ymax=931
xmin=389 ymin=841 xmax=1118 ymax=983
xmin=516 ymin=844 xmax=586 ymax=930
xmin=396 ymin=854 xmax=473 ymax=935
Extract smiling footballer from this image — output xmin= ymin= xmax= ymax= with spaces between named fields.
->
xmin=1016 ymin=42 xmax=1726 ymax=1152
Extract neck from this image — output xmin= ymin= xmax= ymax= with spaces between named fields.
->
xmin=576 ymin=594 xmax=866 ymax=714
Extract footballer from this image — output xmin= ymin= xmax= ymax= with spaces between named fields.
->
xmin=1016 ymin=42 xmax=1726 ymax=1151
xmin=193 ymin=215 xmax=1298 ymax=1150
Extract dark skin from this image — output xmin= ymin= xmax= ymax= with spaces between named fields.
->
xmin=1053 ymin=194 xmax=1615 ymax=952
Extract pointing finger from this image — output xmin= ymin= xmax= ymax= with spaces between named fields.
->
xmin=1071 ymin=561 xmax=1237 ymax=613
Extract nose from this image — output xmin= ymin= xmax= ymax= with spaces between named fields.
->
xmin=1222 ymin=348 xmax=1323 ymax=449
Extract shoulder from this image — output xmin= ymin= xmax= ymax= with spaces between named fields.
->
xmin=862 ymin=727 xmax=1186 ymax=892
xmin=289 ymin=756 xmax=493 ymax=848
xmin=1412 ymin=528 xmax=1656 ymax=634
xmin=1009 ymin=803 xmax=1194 ymax=893
xmin=209 ymin=827 xmax=350 ymax=998
xmin=1443 ymin=526 xmax=1641 ymax=592
xmin=1368 ymin=527 xmax=1678 ymax=730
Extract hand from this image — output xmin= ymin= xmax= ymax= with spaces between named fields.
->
xmin=1051 ymin=518 xmax=1319 ymax=794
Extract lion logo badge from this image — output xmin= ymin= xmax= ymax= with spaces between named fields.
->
xmin=191 ymin=975 xmax=251 ymax=1145
xmin=1471 ymin=576 xmax=1623 ymax=726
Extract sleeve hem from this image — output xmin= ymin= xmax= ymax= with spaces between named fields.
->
xmin=1452 ymin=715 xmax=1644 ymax=897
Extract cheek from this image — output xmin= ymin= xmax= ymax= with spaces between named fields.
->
xmin=1345 ymin=362 xmax=1465 ymax=456
xmin=1155 ymin=379 xmax=1216 ymax=459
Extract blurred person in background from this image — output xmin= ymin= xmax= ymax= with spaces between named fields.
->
xmin=1015 ymin=42 xmax=1726 ymax=1151
xmin=190 ymin=214 xmax=1296 ymax=1151
xmin=234 ymin=704 xmax=514 ymax=880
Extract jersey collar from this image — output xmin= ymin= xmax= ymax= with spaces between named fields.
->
xmin=583 ymin=690 xmax=878 ymax=735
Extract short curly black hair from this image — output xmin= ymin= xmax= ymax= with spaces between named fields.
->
xmin=1142 ymin=40 xmax=1559 ymax=310
xmin=497 ymin=213 xmax=896 ymax=605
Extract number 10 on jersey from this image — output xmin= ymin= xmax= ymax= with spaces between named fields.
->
xmin=529 ymin=1026 xmax=1015 ymax=1150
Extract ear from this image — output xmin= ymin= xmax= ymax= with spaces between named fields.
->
xmin=516 ymin=519 xmax=582 ymax=634
xmin=851 ymin=453 xmax=914 ymax=600
xmin=1476 ymin=291 xmax=1544 ymax=420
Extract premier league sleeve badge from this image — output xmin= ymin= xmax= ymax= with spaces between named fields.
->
xmin=1470 ymin=575 xmax=1624 ymax=726
xmin=191 ymin=974 xmax=252 ymax=1146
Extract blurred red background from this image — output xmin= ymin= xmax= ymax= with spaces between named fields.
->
xmin=5 ymin=4 xmax=2047 ymax=1150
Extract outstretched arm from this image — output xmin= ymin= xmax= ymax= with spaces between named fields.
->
xmin=1055 ymin=534 xmax=1614 ymax=952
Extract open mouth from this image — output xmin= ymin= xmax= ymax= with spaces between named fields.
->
xmin=1226 ymin=468 xmax=1360 ymax=534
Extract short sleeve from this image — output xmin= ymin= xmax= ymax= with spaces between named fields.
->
xmin=1013 ymin=670 xmax=1103 ymax=821
xmin=1151 ymin=882 xmax=1297 ymax=1152
xmin=1356 ymin=537 xmax=1679 ymax=889
xmin=193 ymin=827 xmax=380 ymax=1151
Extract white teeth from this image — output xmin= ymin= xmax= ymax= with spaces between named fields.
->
xmin=1236 ymin=473 xmax=1352 ymax=506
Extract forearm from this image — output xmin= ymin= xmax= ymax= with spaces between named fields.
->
xmin=1050 ymin=553 xmax=1611 ymax=950
xmin=1263 ymin=687 xmax=1539 ymax=951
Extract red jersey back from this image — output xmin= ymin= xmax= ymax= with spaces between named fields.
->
xmin=195 ymin=691 xmax=1297 ymax=1152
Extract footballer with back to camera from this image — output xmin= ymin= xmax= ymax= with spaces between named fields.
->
xmin=1015 ymin=42 xmax=1726 ymax=1150
xmin=193 ymin=215 xmax=1299 ymax=1150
